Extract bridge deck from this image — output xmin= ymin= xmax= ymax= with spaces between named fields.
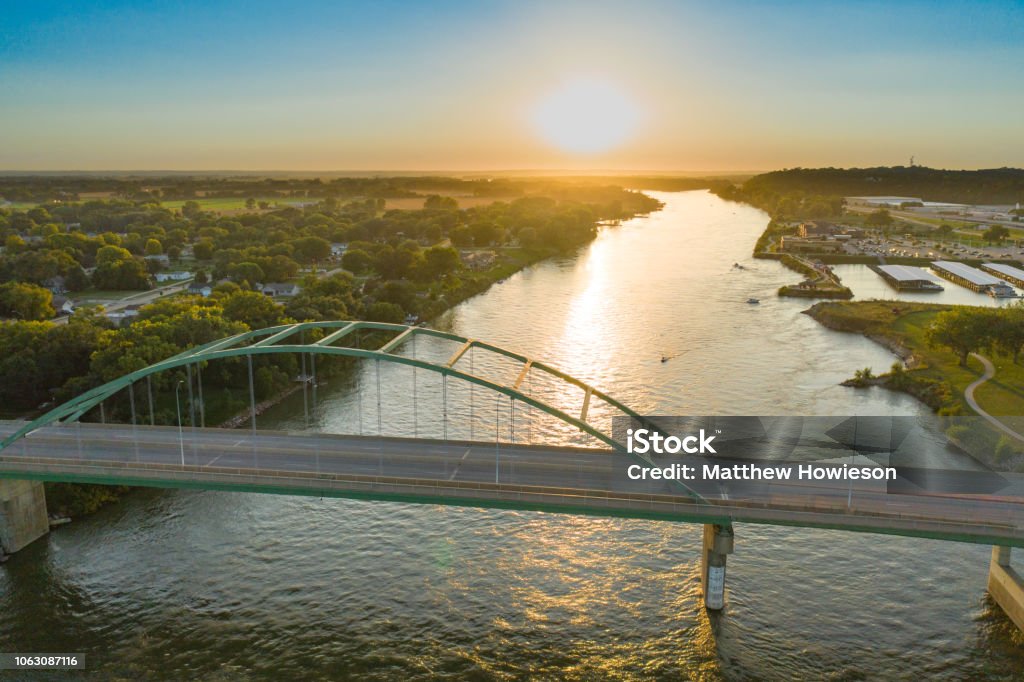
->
xmin=1 ymin=422 xmax=1022 ymax=547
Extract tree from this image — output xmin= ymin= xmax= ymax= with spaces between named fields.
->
xmin=983 ymin=225 xmax=1010 ymax=244
xmin=424 ymin=195 xmax=458 ymax=210
xmin=469 ymin=222 xmax=500 ymax=246
xmin=193 ymin=239 xmax=215 ymax=260
xmin=366 ymin=301 xmax=405 ymax=323
xmin=0 ymin=282 xmax=54 ymax=320
xmin=93 ymin=246 xmax=151 ymax=290
xmin=516 ymin=226 xmax=539 ymax=249
xmin=865 ymin=209 xmax=893 ymax=227
xmin=342 ymin=248 xmax=373 ymax=274
xmin=229 ymin=261 xmax=265 ymax=286
xmin=926 ymin=308 xmax=995 ymax=367
xmin=292 ymin=236 xmax=332 ymax=264
xmin=992 ymin=304 xmax=1024 ymax=363
xmin=144 ymin=238 xmax=163 ymax=256
xmin=245 ymin=197 xmax=256 ymax=210
xmin=375 ymin=244 xmax=421 ymax=280
xmin=4 ymin=234 xmax=26 ymax=253
xmin=419 ymin=245 xmax=460 ymax=280
xmin=221 ymin=290 xmax=287 ymax=329
xmin=65 ymin=266 xmax=90 ymax=292
xmin=936 ymin=224 xmax=954 ymax=238
xmin=182 ymin=201 xmax=202 ymax=219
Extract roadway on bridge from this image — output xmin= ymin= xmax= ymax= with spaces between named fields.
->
xmin=1 ymin=422 xmax=1022 ymax=545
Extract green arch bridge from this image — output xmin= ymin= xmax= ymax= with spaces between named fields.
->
xmin=0 ymin=321 xmax=1022 ymax=623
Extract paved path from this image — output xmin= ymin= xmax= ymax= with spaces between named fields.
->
xmin=966 ymin=353 xmax=1024 ymax=444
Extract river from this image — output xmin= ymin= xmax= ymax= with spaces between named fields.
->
xmin=1 ymin=191 xmax=1021 ymax=679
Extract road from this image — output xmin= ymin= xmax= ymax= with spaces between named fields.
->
xmin=51 ymin=281 xmax=192 ymax=325
xmin=1 ymin=421 xmax=1022 ymax=545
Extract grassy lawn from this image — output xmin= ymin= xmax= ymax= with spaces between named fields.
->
xmin=810 ymin=300 xmax=1024 ymax=417
xmin=74 ymin=288 xmax=148 ymax=301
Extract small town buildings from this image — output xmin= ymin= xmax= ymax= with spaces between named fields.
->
xmin=261 ymin=282 xmax=300 ymax=297
xmin=50 ymin=295 xmax=75 ymax=315
xmin=779 ymin=236 xmax=845 ymax=254
xmin=187 ymin=283 xmax=213 ymax=297
xmin=104 ymin=305 xmax=142 ymax=327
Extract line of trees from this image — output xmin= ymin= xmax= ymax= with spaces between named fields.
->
xmin=926 ymin=305 xmax=1024 ymax=366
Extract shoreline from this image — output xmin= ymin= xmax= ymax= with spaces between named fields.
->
xmin=40 ymin=199 xmax=665 ymax=517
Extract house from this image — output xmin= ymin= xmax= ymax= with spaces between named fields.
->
xmin=261 ymin=282 xmax=300 ymax=297
xmin=104 ymin=305 xmax=142 ymax=327
xmin=43 ymin=275 xmax=67 ymax=294
xmin=51 ymin=295 xmax=75 ymax=315
xmin=331 ymin=243 xmax=348 ymax=257
xmin=154 ymin=271 xmax=194 ymax=283
xmin=144 ymin=254 xmax=171 ymax=266
xmin=187 ymin=283 xmax=213 ymax=297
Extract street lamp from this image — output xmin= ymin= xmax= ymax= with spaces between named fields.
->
xmin=174 ymin=379 xmax=185 ymax=467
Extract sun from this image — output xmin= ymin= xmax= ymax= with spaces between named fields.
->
xmin=531 ymin=77 xmax=642 ymax=155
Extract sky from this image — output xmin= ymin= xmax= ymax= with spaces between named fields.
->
xmin=1 ymin=0 xmax=1022 ymax=172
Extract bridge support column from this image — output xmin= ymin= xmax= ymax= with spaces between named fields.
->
xmin=988 ymin=546 xmax=1024 ymax=633
xmin=701 ymin=523 xmax=734 ymax=611
xmin=0 ymin=479 xmax=49 ymax=555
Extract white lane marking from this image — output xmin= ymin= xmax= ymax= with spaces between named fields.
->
xmin=448 ymin=448 xmax=472 ymax=481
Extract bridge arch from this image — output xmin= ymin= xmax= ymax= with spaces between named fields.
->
xmin=0 ymin=321 xmax=651 ymax=453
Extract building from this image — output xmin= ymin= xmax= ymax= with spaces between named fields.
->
xmin=104 ymin=305 xmax=142 ymax=327
xmin=187 ymin=283 xmax=213 ymax=297
xmin=50 ymin=295 xmax=75 ymax=315
xmin=331 ymin=243 xmax=348 ymax=257
xmin=261 ymin=282 xmax=300 ymax=297
xmin=931 ymin=261 xmax=1018 ymax=296
xmin=154 ymin=271 xmax=194 ymax=283
xmin=874 ymin=265 xmax=944 ymax=291
xmin=144 ymin=254 xmax=170 ymax=267
xmin=779 ymin=236 xmax=845 ymax=254
xmin=981 ymin=263 xmax=1024 ymax=289
xmin=797 ymin=221 xmax=838 ymax=238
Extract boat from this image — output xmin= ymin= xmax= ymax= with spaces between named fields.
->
xmin=987 ymin=283 xmax=1018 ymax=298
xmin=660 ymin=356 xmax=669 ymax=363
xmin=747 ymin=298 xmax=760 ymax=304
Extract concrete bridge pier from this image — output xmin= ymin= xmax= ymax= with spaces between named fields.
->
xmin=701 ymin=523 xmax=734 ymax=610
xmin=0 ymin=479 xmax=49 ymax=556
xmin=988 ymin=546 xmax=1024 ymax=632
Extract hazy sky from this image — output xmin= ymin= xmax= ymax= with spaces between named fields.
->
xmin=2 ymin=0 xmax=1022 ymax=171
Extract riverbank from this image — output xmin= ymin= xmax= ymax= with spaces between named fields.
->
xmin=36 ymin=198 xmax=665 ymax=519
xmin=775 ymin=254 xmax=853 ymax=299
xmin=805 ymin=299 xmax=1024 ymax=470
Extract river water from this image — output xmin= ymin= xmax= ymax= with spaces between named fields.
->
xmin=2 ymin=191 xmax=1022 ymax=679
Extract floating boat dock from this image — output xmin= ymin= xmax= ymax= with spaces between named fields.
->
xmin=872 ymin=264 xmax=944 ymax=291
xmin=931 ymin=261 xmax=1017 ymax=296
xmin=981 ymin=262 xmax=1024 ymax=289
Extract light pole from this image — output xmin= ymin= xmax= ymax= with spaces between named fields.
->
xmin=174 ymin=379 xmax=185 ymax=467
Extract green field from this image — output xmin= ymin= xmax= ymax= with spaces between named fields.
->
xmin=157 ymin=197 xmax=316 ymax=213
xmin=810 ymin=300 xmax=1024 ymax=417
